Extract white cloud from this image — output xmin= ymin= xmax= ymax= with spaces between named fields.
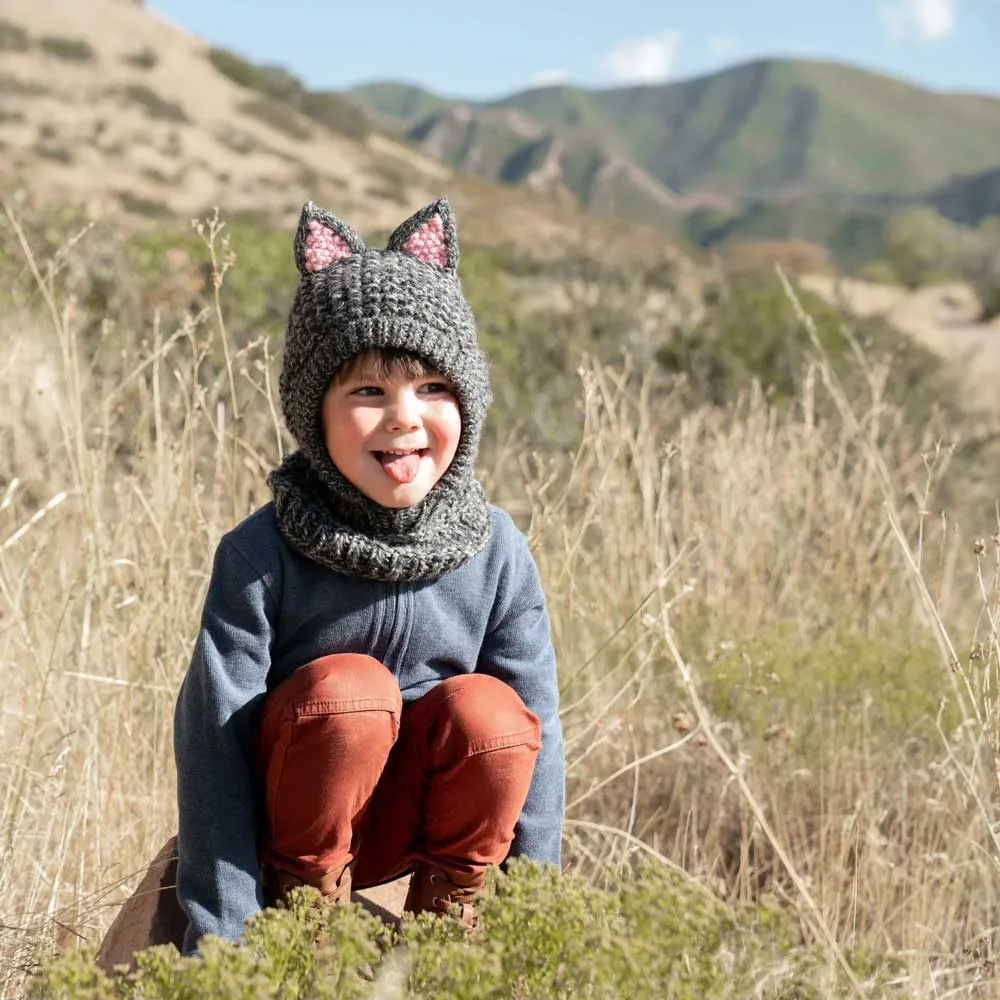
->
xmin=705 ymin=33 xmax=741 ymax=60
xmin=879 ymin=0 xmax=956 ymax=42
xmin=528 ymin=70 xmax=570 ymax=87
xmin=602 ymin=31 xmax=683 ymax=84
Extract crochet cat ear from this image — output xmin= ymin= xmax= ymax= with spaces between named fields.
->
xmin=294 ymin=203 xmax=367 ymax=275
xmin=386 ymin=198 xmax=459 ymax=273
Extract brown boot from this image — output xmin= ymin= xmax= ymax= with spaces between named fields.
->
xmin=403 ymin=863 xmax=485 ymax=933
xmin=261 ymin=861 xmax=353 ymax=908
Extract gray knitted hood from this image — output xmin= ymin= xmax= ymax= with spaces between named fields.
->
xmin=268 ymin=198 xmax=493 ymax=582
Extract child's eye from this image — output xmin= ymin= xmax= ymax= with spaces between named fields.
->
xmin=421 ymin=382 xmax=453 ymax=395
xmin=352 ymin=385 xmax=383 ymax=397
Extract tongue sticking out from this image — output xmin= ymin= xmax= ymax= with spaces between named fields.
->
xmin=378 ymin=451 xmax=422 ymax=484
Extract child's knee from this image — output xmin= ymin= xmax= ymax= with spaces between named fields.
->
xmin=256 ymin=655 xmax=403 ymax=845
xmin=265 ymin=653 xmax=401 ymax=718
xmin=440 ymin=674 xmax=541 ymax=749
xmin=258 ymin=654 xmax=402 ymax=755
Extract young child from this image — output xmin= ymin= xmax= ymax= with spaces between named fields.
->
xmin=172 ymin=198 xmax=564 ymax=954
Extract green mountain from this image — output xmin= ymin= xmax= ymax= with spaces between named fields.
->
xmin=352 ymin=59 xmax=1000 ymax=259
xmin=354 ymin=93 xmax=685 ymax=231
xmin=682 ymin=197 xmax=893 ymax=270
xmin=493 ymin=61 xmax=1000 ymax=200
xmin=347 ymin=81 xmax=452 ymax=127
xmin=683 ymin=163 xmax=1000 ymax=269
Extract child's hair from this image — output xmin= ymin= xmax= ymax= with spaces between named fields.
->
xmin=331 ymin=347 xmax=442 ymax=387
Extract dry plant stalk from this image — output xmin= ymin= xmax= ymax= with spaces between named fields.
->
xmin=780 ymin=268 xmax=1000 ymax=862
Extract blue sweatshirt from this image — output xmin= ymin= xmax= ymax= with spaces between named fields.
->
xmin=173 ymin=502 xmax=564 ymax=952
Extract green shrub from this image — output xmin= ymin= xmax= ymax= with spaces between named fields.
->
xmin=117 ymin=191 xmax=171 ymax=219
xmin=856 ymin=258 xmax=898 ymax=285
xmin=141 ymin=166 xmax=177 ymax=186
xmin=300 ymin=91 xmax=370 ymax=141
xmin=240 ymin=97 xmax=312 ymax=141
xmin=0 ymin=74 xmax=50 ymax=96
xmin=38 ymin=35 xmax=95 ymax=62
xmin=161 ymin=131 xmax=184 ymax=159
xmin=29 ymin=860 xmax=868 ymax=999
xmin=122 ymin=84 xmax=190 ymax=123
xmin=0 ymin=18 xmax=30 ymax=51
xmin=982 ymin=283 xmax=1000 ymax=321
xmin=35 ymin=143 xmax=73 ymax=164
xmin=208 ymin=46 xmax=302 ymax=103
xmin=881 ymin=206 xmax=966 ymax=289
xmin=960 ymin=217 xmax=1000 ymax=321
xmin=122 ymin=47 xmax=158 ymax=70
xmin=216 ymin=128 xmax=260 ymax=156
xmin=207 ymin=45 xmax=370 ymax=141
xmin=656 ymin=273 xmax=953 ymax=422
xmin=701 ymin=626 xmax=957 ymax=746
xmin=34 ymin=124 xmax=73 ymax=163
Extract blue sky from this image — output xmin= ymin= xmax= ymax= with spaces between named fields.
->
xmin=149 ymin=0 xmax=999 ymax=99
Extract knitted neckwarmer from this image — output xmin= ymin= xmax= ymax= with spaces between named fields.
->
xmin=268 ymin=450 xmax=492 ymax=582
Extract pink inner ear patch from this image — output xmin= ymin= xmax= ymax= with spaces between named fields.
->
xmin=303 ymin=219 xmax=354 ymax=271
xmin=402 ymin=213 xmax=448 ymax=268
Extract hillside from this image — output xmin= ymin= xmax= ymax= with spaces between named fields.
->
xmin=688 ymin=163 xmax=1000 ymax=267
xmin=0 ymin=0 xmax=442 ymax=233
xmin=353 ymin=59 xmax=1000 ymax=227
xmin=0 ymin=0 xmax=676 ymax=260
xmin=402 ymin=104 xmax=683 ymax=230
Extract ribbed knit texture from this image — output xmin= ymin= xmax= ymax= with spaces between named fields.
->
xmin=269 ymin=199 xmax=494 ymax=581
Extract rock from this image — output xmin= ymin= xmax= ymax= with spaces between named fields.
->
xmin=95 ymin=838 xmax=185 ymax=973
xmin=95 ymin=836 xmax=410 ymax=973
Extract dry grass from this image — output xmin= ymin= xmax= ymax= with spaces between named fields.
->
xmin=1 ymin=214 xmax=1000 ymax=999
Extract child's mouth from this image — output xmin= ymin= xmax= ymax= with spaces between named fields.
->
xmin=373 ymin=449 xmax=427 ymax=485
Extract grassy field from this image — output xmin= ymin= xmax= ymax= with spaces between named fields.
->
xmin=2 ymin=209 xmax=1000 ymax=998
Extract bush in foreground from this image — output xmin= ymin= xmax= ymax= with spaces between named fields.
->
xmin=28 ymin=860 xmax=872 ymax=1000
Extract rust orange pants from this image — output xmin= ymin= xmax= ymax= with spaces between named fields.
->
xmin=256 ymin=653 xmax=542 ymax=889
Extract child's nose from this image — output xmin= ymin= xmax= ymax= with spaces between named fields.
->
xmin=384 ymin=389 xmax=421 ymax=431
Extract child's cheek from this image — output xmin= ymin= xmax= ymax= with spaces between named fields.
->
xmin=448 ymin=411 xmax=463 ymax=454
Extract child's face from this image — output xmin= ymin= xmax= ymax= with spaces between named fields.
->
xmin=321 ymin=364 xmax=462 ymax=509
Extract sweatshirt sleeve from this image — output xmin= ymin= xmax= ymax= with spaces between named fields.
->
xmin=173 ymin=536 xmax=276 ymax=953
xmin=478 ymin=521 xmax=564 ymax=868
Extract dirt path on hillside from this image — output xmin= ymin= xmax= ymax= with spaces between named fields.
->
xmin=800 ymin=275 xmax=1000 ymax=409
